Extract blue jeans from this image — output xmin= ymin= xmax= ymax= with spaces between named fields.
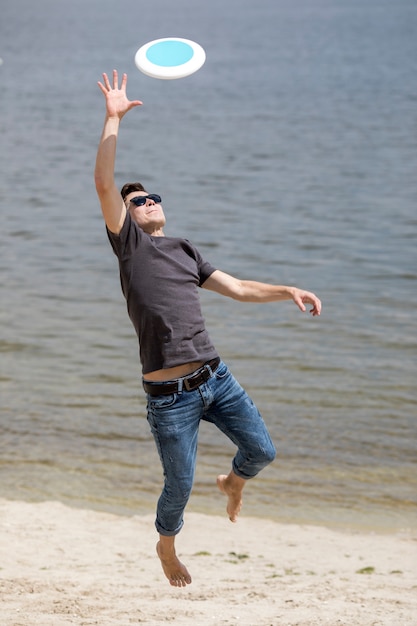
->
xmin=146 ymin=360 xmax=276 ymax=536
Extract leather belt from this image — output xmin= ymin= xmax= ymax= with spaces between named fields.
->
xmin=143 ymin=357 xmax=220 ymax=396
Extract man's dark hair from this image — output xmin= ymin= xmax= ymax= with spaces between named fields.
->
xmin=120 ymin=182 xmax=147 ymax=201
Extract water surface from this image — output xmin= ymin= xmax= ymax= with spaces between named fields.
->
xmin=1 ymin=0 xmax=416 ymax=531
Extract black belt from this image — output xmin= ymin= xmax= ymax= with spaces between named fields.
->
xmin=143 ymin=357 xmax=220 ymax=396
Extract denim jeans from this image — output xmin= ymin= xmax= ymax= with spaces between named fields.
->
xmin=146 ymin=360 xmax=276 ymax=536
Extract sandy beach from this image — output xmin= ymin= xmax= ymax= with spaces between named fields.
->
xmin=0 ymin=499 xmax=416 ymax=626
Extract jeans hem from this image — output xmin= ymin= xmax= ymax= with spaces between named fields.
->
xmin=155 ymin=519 xmax=184 ymax=537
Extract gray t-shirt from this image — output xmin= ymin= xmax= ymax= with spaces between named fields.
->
xmin=107 ymin=212 xmax=219 ymax=374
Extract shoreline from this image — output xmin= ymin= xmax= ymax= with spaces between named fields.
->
xmin=1 ymin=498 xmax=416 ymax=625
xmin=1 ymin=492 xmax=415 ymax=536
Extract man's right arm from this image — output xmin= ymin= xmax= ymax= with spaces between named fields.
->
xmin=95 ymin=116 xmax=126 ymax=234
xmin=94 ymin=71 xmax=142 ymax=234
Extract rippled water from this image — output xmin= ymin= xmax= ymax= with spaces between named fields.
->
xmin=1 ymin=0 xmax=416 ymax=531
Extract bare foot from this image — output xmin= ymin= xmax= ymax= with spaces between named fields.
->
xmin=156 ymin=538 xmax=192 ymax=587
xmin=217 ymin=472 xmax=245 ymax=522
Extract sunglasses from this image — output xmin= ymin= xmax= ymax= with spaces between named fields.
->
xmin=129 ymin=194 xmax=162 ymax=206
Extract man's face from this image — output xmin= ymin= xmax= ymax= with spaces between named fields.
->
xmin=125 ymin=191 xmax=166 ymax=234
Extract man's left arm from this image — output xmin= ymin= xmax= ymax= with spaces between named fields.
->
xmin=202 ymin=270 xmax=322 ymax=316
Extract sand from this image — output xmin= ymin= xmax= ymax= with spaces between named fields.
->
xmin=0 ymin=498 xmax=416 ymax=626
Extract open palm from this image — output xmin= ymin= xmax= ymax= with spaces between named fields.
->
xmin=98 ymin=70 xmax=142 ymax=119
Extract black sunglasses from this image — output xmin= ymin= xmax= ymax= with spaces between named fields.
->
xmin=129 ymin=194 xmax=162 ymax=207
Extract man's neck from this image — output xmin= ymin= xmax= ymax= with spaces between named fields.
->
xmin=147 ymin=227 xmax=165 ymax=237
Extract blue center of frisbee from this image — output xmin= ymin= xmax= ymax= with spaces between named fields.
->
xmin=146 ymin=40 xmax=194 ymax=67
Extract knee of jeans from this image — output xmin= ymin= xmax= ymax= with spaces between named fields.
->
xmin=263 ymin=443 xmax=277 ymax=465
xmin=165 ymin=477 xmax=193 ymax=502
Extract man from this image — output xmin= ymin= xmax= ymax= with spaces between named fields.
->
xmin=95 ymin=70 xmax=321 ymax=588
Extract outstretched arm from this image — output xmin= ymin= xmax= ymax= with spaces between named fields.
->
xmin=203 ymin=270 xmax=322 ymax=316
xmin=94 ymin=70 xmax=142 ymax=234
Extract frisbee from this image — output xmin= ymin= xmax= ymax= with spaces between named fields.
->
xmin=135 ymin=38 xmax=206 ymax=80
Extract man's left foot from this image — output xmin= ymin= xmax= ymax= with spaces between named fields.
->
xmin=217 ymin=473 xmax=244 ymax=522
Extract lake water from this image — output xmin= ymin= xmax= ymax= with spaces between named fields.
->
xmin=1 ymin=0 xmax=416 ymax=532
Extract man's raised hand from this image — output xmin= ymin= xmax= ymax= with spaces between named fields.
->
xmin=98 ymin=70 xmax=142 ymax=119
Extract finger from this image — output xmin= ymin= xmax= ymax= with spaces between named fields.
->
xmin=121 ymin=72 xmax=128 ymax=91
xmin=313 ymin=298 xmax=322 ymax=315
xmin=102 ymin=73 xmax=111 ymax=90
xmin=294 ymin=296 xmax=306 ymax=312
xmin=310 ymin=302 xmax=321 ymax=316
xmin=97 ymin=81 xmax=107 ymax=95
xmin=112 ymin=69 xmax=118 ymax=89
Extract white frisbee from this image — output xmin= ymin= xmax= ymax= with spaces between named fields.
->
xmin=135 ymin=37 xmax=206 ymax=80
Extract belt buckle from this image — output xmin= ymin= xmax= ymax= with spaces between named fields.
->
xmin=183 ymin=365 xmax=210 ymax=392
xmin=183 ymin=373 xmax=200 ymax=391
